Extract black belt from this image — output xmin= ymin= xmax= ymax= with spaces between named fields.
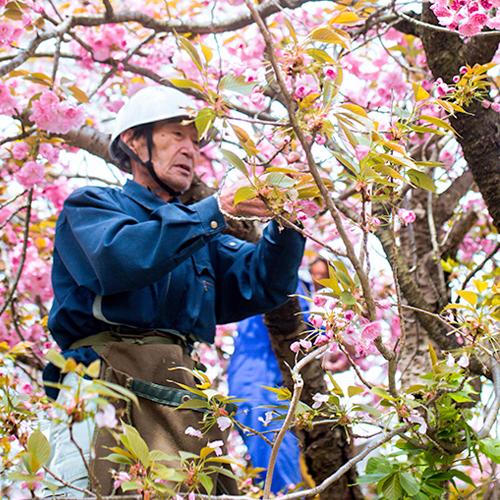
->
xmin=130 ymin=378 xmax=238 ymax=415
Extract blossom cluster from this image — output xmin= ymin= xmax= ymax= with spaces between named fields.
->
xmin=29 ymin=91 xmax=85 ymax=134
xmin=431 ymin=0 xmax=500 ymax=36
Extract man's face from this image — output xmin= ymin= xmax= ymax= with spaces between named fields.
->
xmin=126 ymin=120 xmax=199 ymax=194
xmin=151 ymin=121 xmax=199 ymax=193
xmin=310 ymin=260 xmax=329 ymax=292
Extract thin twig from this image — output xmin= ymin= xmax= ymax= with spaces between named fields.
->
xmin=68 ymin=424 xmax=102 ymax=499
xmin=43 ymin=464 xmax=97 ymax=497
xmin=0 ymin=190 xmax=33 ymax=317
xmin=262 ymin=373 xmax=303 ymax=498
xmin=461 ymin=242 xmax=500 ymax=291
xmin=478 ymin=358 xmax=500 ymax=439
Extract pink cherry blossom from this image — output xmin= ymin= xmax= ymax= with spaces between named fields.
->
xmin=11 ymin=142 xmax=29 ymax=160
xmin=344 ymin=310 xmax=355 ymax=321
xmin=216 ymin=416 xmax=232 ymax=431
xmin=323 ymin=66 xmax=337 ymax=80
xmin=207 ymin=440 xmax=224 ymax=456
xmin=313 ymin=295 xmax=327 ymax=307
xmin=312 ymin=392 xmax=329 ymax=409
xmin=397 ymin=208 xmax=416 ymax=225
xmin=361 ymin=321 xmax=381 ymax=341
xmin=15 ymin=161 xmax=45 ymax=188
xmin=30 ymin=91 xmax=85 ymax=134
xmin=185 ymin=426 xmax=203 ymax=438
xmin=95 ymin=404 xmax=118 ymax=428
xmin=310 ymin=314 xmax=324 ymax=328
xmin=354 ymin=145 xmax=370 ymax=161
xmin=39 ymin=143 xmax=60 ymax=163
xmin=0 ymin=82 xmax=17 ymax=115
xmin=113 ymin=471 xmax=131 ymax=490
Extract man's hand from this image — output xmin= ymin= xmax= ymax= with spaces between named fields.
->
xmin=218 ymin=183 xmax=272 ymax=219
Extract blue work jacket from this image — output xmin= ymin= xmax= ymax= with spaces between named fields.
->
xmin=48 ymin=179 xmax=305 ymax=370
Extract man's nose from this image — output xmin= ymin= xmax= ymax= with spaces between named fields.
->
xmin=179 ymin=137 xmax=197 ymax=157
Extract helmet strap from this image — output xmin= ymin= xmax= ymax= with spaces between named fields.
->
xmin=117 ymin=125 xmax=182 ymax=198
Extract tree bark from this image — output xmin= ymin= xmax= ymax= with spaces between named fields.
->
xmin=419 ymin=5 xmax=500 ymax=231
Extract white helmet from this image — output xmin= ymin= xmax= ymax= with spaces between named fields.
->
xmin=109 ymin=86 xmax=196 ymax=172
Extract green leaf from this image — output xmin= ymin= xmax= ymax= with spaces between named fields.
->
xmin=178 ymin=36 xmax=203 ymax=72
xmin=101 ymin=453 xmax=133 ymax=465
xmin=308 ymin=26 xmax=349 ymax=49
xmin=200 ymin=446 xmax=215 ymax=460
xmin=347 ymin=386 xmax=364 ymax=397
xmin=149 ymin=450 xmax=179 ymax=463
xmin=420 ymin=115 xmax=457 ymax=135
xmin=89 ymin=380 xmax=139 ymax=406
xmin=317 ymin=277 xmax=341 ymax=295
xmin=449 ymin=469 xmax=475 ymax=486
xmin=85 ymin=359 xmax=101 ymax=378
xmin=456 ymin=290 xmax=478 ymax=306
xmin=27 ymin=430 xmax=51 ymax=471
xmin=428 ymin=343 xmax=439 ymax=372
xmin=371 ymin=387 xmax=396 ymax=401
xmin=409 ymin=124 xmax=446 ymax=136
xmin=306 ymin=48 xmax=335 ymax=64
xmin=220 ymin=74 xmax=256 ymax=96
xmin=68 ymin=85 xmax=89 ymax=103
xmin=233 ymin=186 xmax=257 ymax=206
xmin=339 ymin=291 xmax=356 ymax=305
xmin=45 ymin=349 xmax=67 ymax=369
xmin=199 ymin=472 xmax=215 ymax=494
xmin=221 ymin=148 xmax=247 ymax=175
xmin=479 ymin=438 xmax=500 ymax=464
xmin=326 ymin=372 xmax=344 ymax=396
xmin=265 ymin=172 xmax=296 ymax=188
xmin=380 ymin=473 xmax=403 ymax=500
xmin=366 ymin=456 xmax=393 ymax=475
xmin=169 ymin=78 xmax=206 ymax=94
xmin=123 ymin=424 xmax=150 ymax=467
xmin=400 ymin=472 xmax=420 ymax=495
xmin=448 ymin=392 xmax=474 ymax=403
xmin=178 ymin=450 xmax=199 ymax=461
xmin=176 ymin=398 xmax=209 ymax=410
xmin=120 ymin=480 xmax=143 ymax=492
xmin=261 ymin=385 xmax=292 ymax=401
xmin=407 ymin=169 xmax=436 ymax=192
xmin=412 ymin=82 xmax=430 ymax=102
xmin=195 ymin=108 xmax=215 ymax=141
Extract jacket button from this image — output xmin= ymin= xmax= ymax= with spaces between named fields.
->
xmin=210 ymin=220 xmax=218 ymax=229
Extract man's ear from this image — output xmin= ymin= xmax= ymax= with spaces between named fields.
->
xmin=120 ymin=129 xmax=139 ymax=156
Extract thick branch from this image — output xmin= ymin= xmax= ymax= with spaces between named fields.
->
xmin=0 ymin=17 xmax=72 ymax=77
xmin=434 ymin=170 xmax=474 ymax=227
xmin=71 ymin=0 xmax=310 ymax=34
xmin=440 ymin=211 xmax=479 ymax=258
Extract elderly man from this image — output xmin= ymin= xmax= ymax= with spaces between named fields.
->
xmin=44 ymin=86 xmax=305 ymax=496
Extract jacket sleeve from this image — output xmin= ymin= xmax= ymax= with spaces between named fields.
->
xmin=56 ymin=187 xmax=226 ymax=295
xmin=211 ymin=221 xmax=305 ymax=324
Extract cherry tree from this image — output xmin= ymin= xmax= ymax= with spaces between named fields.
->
xmin=0 ymin=0 xmax=498 ymax=498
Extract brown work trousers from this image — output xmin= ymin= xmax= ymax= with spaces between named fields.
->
xmin=89 ymin=341 xmax=239 ymax=496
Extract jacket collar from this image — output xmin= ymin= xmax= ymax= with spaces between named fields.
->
xmin=122 ymin=179 xmax=170 ymax=211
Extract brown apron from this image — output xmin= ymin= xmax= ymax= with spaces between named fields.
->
xmin=88 ymin=340 xmax=239 ymax=496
